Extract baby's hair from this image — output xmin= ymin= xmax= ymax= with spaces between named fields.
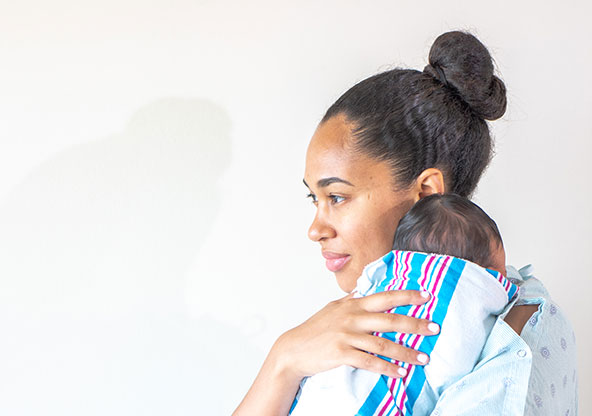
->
xmin=393 ymin=193 xmax=503 ymax=268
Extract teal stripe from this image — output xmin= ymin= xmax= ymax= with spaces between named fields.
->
xmin=402 ymin=256 xmax=465 ymax=414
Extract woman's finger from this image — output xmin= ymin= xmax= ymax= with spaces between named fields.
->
xmin=349 ymin=334 xmax=430 ymax=366
xmin=343 ymin=349 xmax=409 ymax=379
xmin=354 ymin=313 xmax=440 ymax=337
xmin=356 ymin=289 xmax=431 ymax=312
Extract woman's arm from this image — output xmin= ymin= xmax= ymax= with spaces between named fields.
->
xmin=233 ymin=290 xmax=440 ymax=416
xmin=232 ymin=337 xmax=302 ymax=416
xmin=503 ymin=304 xmax=540 ymax=335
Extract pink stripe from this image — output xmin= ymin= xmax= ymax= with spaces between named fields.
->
xmin=386 ymin=253 xmax=412 ymax=321
xmin=396 ymin=253 xmax=429 ymax=350
xmin=375 ymin=252 xmax=409 ymax=339
xmin=386 ymin=251 xmax=410 ymax=292
xmin=386 ymin=251 xmax=402 ymax=291
xmin=398 ymin=389 xmax=408 ymax=414
xmin=377 ymin=395 xmax=393 ymax=416
xmin=499 ymin=274 xmax=507 ymax=291
xmin=420 ymin=255 xmax=436 ymax=289
xmin=380 ymin=253 xmax=413 ymax=413
xmin=380 ymin=254 xmax=448 ymax=416
xmin=379 ymin=254 xmax=451 ymax=416
xmin=392 ymin=252 xmax=412 ymax=306
xmin=402 ymin=251 xmax=412 ymax=281
xmin=406 ymin=255 xmax=436 ymax=321
xmin=423 ymin=255 xmax=450 ymax=321
xmin=397 ymin=255 xmax=436 ymax=357
xmin=374 ymin=252 xmax=400 ymax=338
xmin=393 ymin=255 xmax=450 ymax=415
xmin=388 ymin=253 xmax=412 ymax=365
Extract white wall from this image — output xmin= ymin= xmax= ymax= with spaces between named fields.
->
xmin=0 ymin=1 xmax=589 ymax=414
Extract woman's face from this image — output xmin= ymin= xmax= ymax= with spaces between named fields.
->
xmin=304 ymin=115 xmax=418 ymax=292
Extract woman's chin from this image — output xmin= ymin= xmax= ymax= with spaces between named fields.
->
xmin=335 ymin=269 xmax=360 ymax=293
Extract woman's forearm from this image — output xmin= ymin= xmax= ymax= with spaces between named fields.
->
xmin=233 ymin=335 xmax=302 ymax=416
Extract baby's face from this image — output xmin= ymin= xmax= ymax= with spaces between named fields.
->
xmin=488 ymin=242 xmax=507 ymax=276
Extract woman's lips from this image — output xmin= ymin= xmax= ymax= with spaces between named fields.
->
xmin=322 ymin=251 xmax=351 ymax=272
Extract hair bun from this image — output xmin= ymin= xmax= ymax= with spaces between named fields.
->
xmin=424 ymin=31 xmax=507 ymax=121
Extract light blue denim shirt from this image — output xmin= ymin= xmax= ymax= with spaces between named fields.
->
xmin=430 ymin=264 xmax=578 ymax=415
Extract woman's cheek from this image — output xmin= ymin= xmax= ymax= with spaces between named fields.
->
xmin=367 ymin=224 xmax=396 ymax=258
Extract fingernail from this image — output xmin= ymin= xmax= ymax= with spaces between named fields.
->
xmin=417 ymin=353 xmax=428 ymax=364
xmin=420 ymin=291 xmax=430 ymax=299
xmin=428 ymin=323 xmax=440 ymax=333
xmin=397 ymin=367 xmax=408 ymax=377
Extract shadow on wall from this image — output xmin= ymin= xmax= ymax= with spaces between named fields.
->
xmin=0 ymin=98 xmax=257 ymax=415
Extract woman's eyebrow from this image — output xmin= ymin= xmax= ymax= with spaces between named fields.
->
xmin=303 ymin=177 xmax=354 ymax=188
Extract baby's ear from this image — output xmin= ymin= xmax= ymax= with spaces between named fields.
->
xmin=416 ymin=168 xmax=445 ymax=200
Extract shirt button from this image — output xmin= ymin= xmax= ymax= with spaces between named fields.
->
xmin=517 ymin=349 xmax=527 ymax=357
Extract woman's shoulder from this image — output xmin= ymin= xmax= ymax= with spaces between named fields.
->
xmin=505 ymin=264 xmax=578 ymax=415
xmin=505 ymin=264 xmax=575 ymax=338
xmin=432 ymin=264 xmax=578 ymax=415
xmin=506 ymin=264 xmax=550 ymax=302
xmin=505 ymin=263 xmax=575 ymax=350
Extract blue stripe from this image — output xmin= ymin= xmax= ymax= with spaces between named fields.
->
xmin=485 ymin=268 xmax=519 ymax=301
xmin=357 ymin=252 xmax=417 ymax=415
xmin=296 ymin=251 xmax=515 ymax=416
xmin=358 ymin=254 xmax=466 ymax=415
xmin=381 ymin=254 xmax=426 ymax=414
xmin=289 ymin=397 xmax=298 ymax=414
xmin=355 ymin=252 xmax=518 ymax=415
xmin=485 ymin=268 xmax=498 ymax=277
xmin=389 ymin=252 xmax=423 ymax=317
xmin=507 ymin=283 xmax=518 ymax=300
xmin=374 ymin=251 xmax=405 ymax=363
xmin=394 ymin=253 xmax=432 ymax=354
xmin=356 ymin=253 xmax=459 ymax=415
xmin=356 ymin=375 xmax=390 ymax=416
xmin=376 ymin=252 xmax=427 ymax=361
xmin=377 ymin=251 xmax=397 ymax=293
xmin=289 ymin=382 xmax=303 ymax=414
xmin=402 ymin=256 xmax=465 ymax=414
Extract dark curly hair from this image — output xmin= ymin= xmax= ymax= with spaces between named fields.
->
xmin=321 ymin=31 xmax=507 ymax=198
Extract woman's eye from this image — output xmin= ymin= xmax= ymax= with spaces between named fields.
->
xmin=329 ymin=194 xmax=345 ymax=204
xmin=306 ymin=193 xmax=318 ymax=204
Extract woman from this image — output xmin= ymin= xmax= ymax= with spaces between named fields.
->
xmin=234 ymin=31 xmax=577 ymax=415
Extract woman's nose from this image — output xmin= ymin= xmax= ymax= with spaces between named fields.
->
xmin=308 ymin=211 xmax=336 ymax=242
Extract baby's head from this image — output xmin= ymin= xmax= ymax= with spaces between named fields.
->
xmin=393 ymin=194 xmax=506 ymax=275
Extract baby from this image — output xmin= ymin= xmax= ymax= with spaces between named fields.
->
xmin=290 ymin=193 xmax=519 ymax=416
xmin=392 ymin=192 xmax=507 ymax=275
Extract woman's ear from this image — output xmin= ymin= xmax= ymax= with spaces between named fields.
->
xmin=415 ymin=168 xmax=445 ymax=200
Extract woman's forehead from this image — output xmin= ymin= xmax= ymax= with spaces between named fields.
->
xmin=304 ymin=116 xmax=392 ymax=189
xmin=306 ymin=119 xmax=357 ymax=175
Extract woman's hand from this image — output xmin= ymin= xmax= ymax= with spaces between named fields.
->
xmin=275 ymin=289 xmax=439 ymax=381
xmin=233 ymin=290 xmax=439 ymax=416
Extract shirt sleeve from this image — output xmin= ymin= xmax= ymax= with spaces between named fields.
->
xmin=428 ymin=317 xmax=532 ymax=415
xmin=429 ymin=265 xmax=579 ymax=416
xmin=514 ymin=267 xmax=578 ymax=416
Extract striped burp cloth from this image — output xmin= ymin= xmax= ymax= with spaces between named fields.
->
xmin=290 ymin=250 xmax=519 ymax=416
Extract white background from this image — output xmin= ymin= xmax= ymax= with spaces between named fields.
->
xmin=0 ymin=1 xmax=590 ymax=414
